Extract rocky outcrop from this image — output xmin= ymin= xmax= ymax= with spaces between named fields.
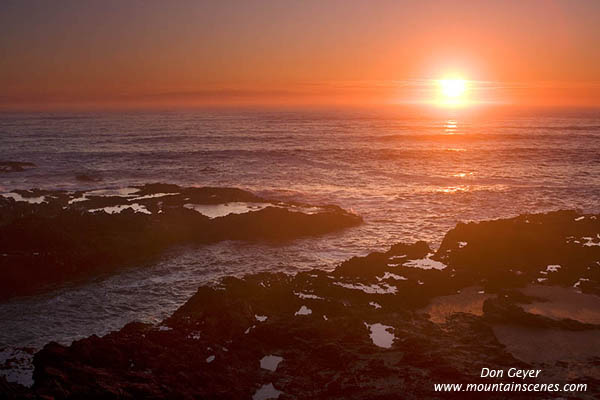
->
xmin=0 ymin=184 xmax=362 ymax=300
xmin=435 ymin=210 xmax=600 ymax=294
xmin=5 ymin=210 xmax=598 ymax=399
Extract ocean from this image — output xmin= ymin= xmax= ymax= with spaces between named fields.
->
xmin=1 ymin=107 xmax=599 ymax=349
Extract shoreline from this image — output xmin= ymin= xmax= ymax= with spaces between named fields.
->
xmin=1 ymin=210 xmax=599 ymax=398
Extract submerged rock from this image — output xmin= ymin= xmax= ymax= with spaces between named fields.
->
xmin=0 ymin=184 xmax=362 ymax=300
xmin=0 ymin=162 xmax=35 ymax=173
xmin=4 ymin=210 xmax=598 ymax=399
xmin=74 ymin=173 xmax=103 ymax=182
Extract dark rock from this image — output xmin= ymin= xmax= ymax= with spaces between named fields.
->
xmin=0 ymin=161 xmax=35 ymax=173
xmin=435 ymin=211 xmax=600 ymax=294
xmin=27 ymin=276 xmax=530 ymax=399
xmin=0 ymin=376 xmax=33 ymax=399
xmin=4 ymin=211 xmax=598 ymax=399
xmin=75 ymin=173 xmax=103 ymax=182
xmin=0 ymin=184 xmax=362 ymax=300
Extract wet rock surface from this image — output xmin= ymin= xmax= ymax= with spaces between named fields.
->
xmin=0 ymin=184 xmax=362 ymax=300
xmin=2 ymin=210 xmax=600 ymax=399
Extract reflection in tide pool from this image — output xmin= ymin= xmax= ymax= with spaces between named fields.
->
xmin=260 ymin=355 xmax=284 ymax=372
xmin=253 ymin=383 xmax=283 ymax=400
xmin=365 ymin=322 xmax=395 ymax=349
xmin=183 ymin=202 xmax=270 ymax=218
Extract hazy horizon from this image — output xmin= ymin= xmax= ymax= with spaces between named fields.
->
xmin=2 ymin=0 xmax=600 ymax=110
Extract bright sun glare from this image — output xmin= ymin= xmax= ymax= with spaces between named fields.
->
xmin=439 ymin=79 xmax=466 ymax=98
xmin=436 ymin=78 xmax=468 ymax=106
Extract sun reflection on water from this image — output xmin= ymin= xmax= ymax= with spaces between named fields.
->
xmin=436 ymin=186 xmax=470 ymax=193
xmin=445 ymin=120 xmax=458 ymax=134
xmin=452 ymin=172 xmax=473 ymax=178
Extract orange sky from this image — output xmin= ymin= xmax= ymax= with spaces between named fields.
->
xmin=1 ymin=0 xmax=599 ymax=110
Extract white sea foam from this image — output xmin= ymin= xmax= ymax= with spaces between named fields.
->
xmin=376 ymin=272 xmax=407 ymax=281
xmin=333 ymin=282 xmax=397 ymax=294
xmin=0 ymin=348 xmax=34 ymax=387
xmin=404 ymin=254 xmax=447 ymax=270
xmin=582 ymin=235 xmax=600 ymax=247
xmin=130 ymin=192 xmax=178 ymax=200
xmin=546 ymin=265 xmax=561 ymax=273
xmin=294 ymin=291 xmax=324 ymax=300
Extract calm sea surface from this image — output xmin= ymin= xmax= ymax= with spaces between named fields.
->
xmin=1 ymin=107 xmax=599 ymax=349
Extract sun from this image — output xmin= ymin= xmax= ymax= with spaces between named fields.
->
xmin=435 ymin=78 xmax=468 ymax=106
xmin=439 ymin=79 xmax=466 ymax=98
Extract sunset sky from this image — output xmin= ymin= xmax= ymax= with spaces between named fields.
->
xmin=2 ymin=0 xmax=599 ymax=109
